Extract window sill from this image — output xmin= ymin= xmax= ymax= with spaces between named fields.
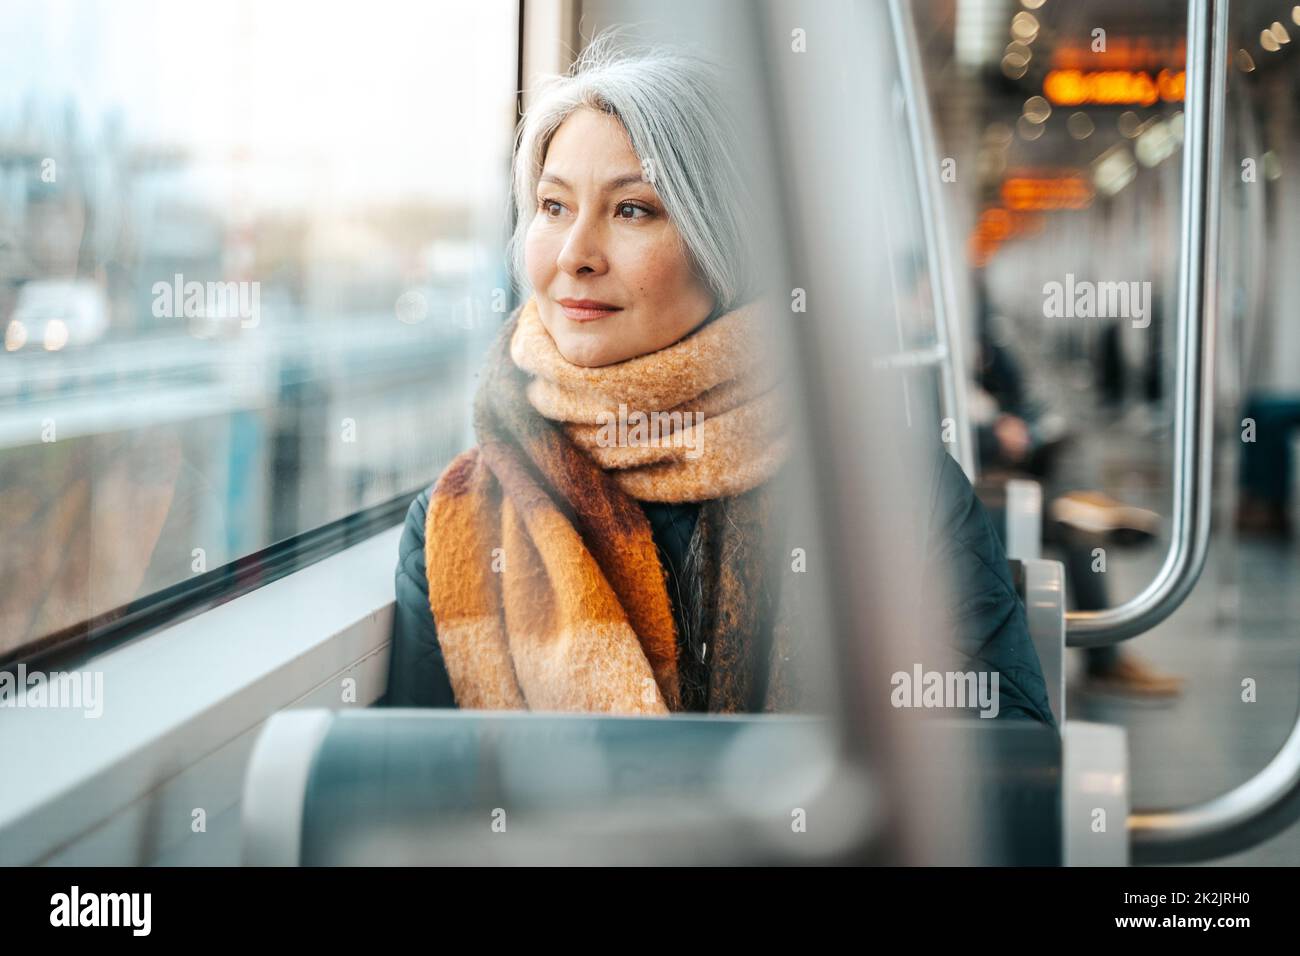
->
xmin=0 ymin=523 xmax=401 ymax=865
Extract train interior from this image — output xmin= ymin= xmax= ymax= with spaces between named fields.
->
xmin=0 ymin=0 xmax=1298 ymax=870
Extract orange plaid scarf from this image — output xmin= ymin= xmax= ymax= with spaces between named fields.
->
xmin=424 ymin=296 xmax=797 ymax=713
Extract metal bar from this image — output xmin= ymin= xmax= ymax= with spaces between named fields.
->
xmin=888 ymin=0 xmax=975 ymax=479
xmin=870 ymin=344 xmax=949 ymax=370
xmin=1132 ymin=709 xmax=1300 ymax=863
xmin=1065 ymin=0 xmax=1223 ymax=647
xmin=1114 ymin=0 xmax=1300 ymax=864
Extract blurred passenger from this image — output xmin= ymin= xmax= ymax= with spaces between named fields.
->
xmin=1236 ymin=395 xmax=1300 ymax=538
xmin=384 ymin=34 xmax=1054 ymax=724
xmin=972 ymin=286 xmax=1182 ymax=698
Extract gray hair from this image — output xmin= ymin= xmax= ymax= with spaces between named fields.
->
xmin=506 ymin=29 xmax=755 ymax=316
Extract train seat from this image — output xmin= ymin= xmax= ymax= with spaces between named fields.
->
xmin=240 ymin=709 xmax=1063 ymax=865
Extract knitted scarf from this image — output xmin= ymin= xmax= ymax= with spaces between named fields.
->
xmin=424 ymin=295 xmax=800 ymax=714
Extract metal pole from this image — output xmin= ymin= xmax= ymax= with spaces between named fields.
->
xmin=1102 ymin=0 xmax=1300 ymax=864
xmin=888 ymin=0 xmax=976 ymax=479
xmin=1065 ymin=0 xmax=1224 ymax=647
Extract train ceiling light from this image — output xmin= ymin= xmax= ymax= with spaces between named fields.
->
xmin=1001 ymin=170 xmax=1094 ymax=211
xmin=1043 ymin=68 xmax=1185 ymax=106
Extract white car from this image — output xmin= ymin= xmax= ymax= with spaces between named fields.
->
xmin=6 ymin=279 xmax=109 ymax=351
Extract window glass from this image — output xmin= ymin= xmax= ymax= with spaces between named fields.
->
xmin=0 ymin=0 xmax=519 ymax=661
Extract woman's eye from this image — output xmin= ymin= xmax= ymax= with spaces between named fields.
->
xmin=538 ymin=198 xmax=564 ymax=217
xmin=616 ymin=202 xmax=650 ymax=220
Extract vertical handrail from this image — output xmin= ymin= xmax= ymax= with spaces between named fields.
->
xmin=1127 ymin=0 xmax=1300 ymax=862
xmin=1065 ymin=0 xmax=1224 ymax=647
xmin=888 ymin=0 xmax=976 ymax=479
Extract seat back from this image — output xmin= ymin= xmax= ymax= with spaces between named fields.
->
xmin=978 ymin=476 xmax=1064 ymax=725
xmin=241 ymin=709 xmax=1062 ymax=865
xmin=1008 ymin=558 xmax=1066 ymax=725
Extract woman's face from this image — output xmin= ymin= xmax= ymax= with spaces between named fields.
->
xmin=524 ymin=107 xmax=716 ymax=368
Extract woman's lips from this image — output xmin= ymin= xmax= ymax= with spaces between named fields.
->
xmin=557 ymin=299 xmax=623 ymax=322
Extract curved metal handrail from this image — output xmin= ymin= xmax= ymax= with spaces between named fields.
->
xmin=1116 ymin=0 xmax=1300 ymax=865
xmin=887 ymin=0 xmax=1300 ymax=862
xmin=1065 ymin=0 xmax=1224 ymax=647
xmin=1132 ymin=709 xmax=1300 ymax=863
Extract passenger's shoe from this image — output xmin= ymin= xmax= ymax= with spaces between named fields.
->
xmin=1235 ymin=495 xmax=1292 ymax=540
xmin=1050 ymin=490 xmax=1160 ymax=546
xmin=1083 ymin=652 xmax=1184 ymax=698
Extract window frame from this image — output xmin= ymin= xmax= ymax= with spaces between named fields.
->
xmin=0 ymin=520 xmax=402 ymax=865
xmin=2 ymin=488 xmax=418 ymax=673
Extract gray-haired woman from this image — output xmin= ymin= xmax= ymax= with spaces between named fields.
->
xmin=384 ymin=32 xmax=1054 ymax=724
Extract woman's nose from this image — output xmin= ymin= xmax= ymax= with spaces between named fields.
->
xmin=555 ymin=215 xmax=608 ymax=276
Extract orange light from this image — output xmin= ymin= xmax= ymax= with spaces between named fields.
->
xmin=1156 ymin=67 xmax=1185 ymax=101
xmin=1001 ymin=173 xmax=1094 ymax=211
xmin=1043 ymin=69 xmax=1184 ymax=106
xmin=967 ymin=206 xmax=1046 ymax=265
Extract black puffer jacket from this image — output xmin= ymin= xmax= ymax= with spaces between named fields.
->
xmin=381 ymin=446 xmax=1055 ymax=727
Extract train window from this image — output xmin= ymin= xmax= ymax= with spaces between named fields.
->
xmin=0 ymin=0 xmax=519 ymax=664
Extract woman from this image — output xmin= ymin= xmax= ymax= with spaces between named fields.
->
xmin=384 ymin=34 xmax=1054 ymax=724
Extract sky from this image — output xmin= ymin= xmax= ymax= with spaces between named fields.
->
xmin=0 ymin=0 xmax=519 ymax=207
